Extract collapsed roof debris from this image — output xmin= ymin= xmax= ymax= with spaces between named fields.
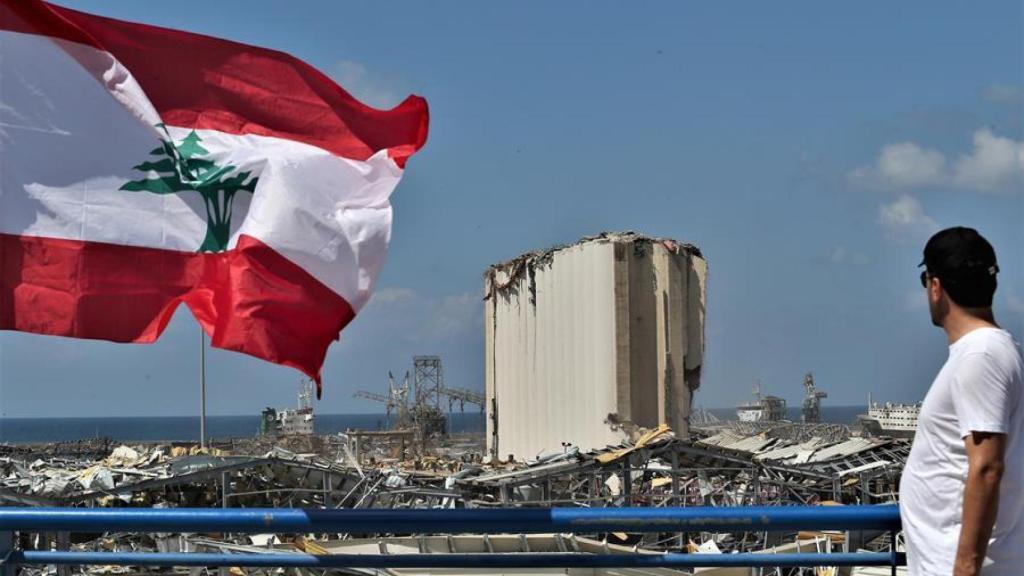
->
xmin=1 ymin=419 xmax=907 ymax=574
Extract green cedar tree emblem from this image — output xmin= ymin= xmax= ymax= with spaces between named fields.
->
xmin=121 ymin=125 xmax=258 ymax=252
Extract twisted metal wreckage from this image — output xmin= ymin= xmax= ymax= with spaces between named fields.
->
xmin=0 ymin=420 xmax=909 ymax=575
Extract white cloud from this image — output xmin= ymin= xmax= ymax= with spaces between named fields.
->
xmin=426 ymin=293 xmax=482 ymax=338
xmin=1005 ymin=295 xmax=1024 ymax=336
xmin=850 ymin=128 xmax=1023 ymax=194
xmin=1007 ymin=294 xmax=1024 ymax=315
xmin=369 ymin=287 xmax=418 ymax=305
xmin=330 ymin=60 xmax=404 ymax=110
xmin=877 ymin=142 xmax=948 ymax=188
xmin=828 ymin=245 xmax=871 ymax=266
xmin=904 ymin=289 xmax=928 ymax=312
xmin=983 ymin=83 xmax=1023 ymax=104
xmin=849 ymin=142 xmax=947 ymax=189
xmin=878 ymin=195 xmax=939 ymax=241
xmin=361 ymin=288 xmax=480 ymax=340
xmin=951 ymin=128 xmax=1024 ymax=193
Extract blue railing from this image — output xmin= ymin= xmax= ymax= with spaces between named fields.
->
xmin=0 ymin=505 xmax=905 ymax=572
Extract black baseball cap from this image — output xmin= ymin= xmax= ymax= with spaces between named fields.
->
xmin=919 ymin=226 xmax=999 ymax=280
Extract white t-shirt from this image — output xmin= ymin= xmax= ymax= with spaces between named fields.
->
xmin=900 ymin=327 xmax=1023 ymax=576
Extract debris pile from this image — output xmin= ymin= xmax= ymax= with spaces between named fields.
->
xmin=1 ymin=421 xmax=908 ymax=574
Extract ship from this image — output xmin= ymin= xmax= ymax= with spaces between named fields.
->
xmin=735 ymin=381 xmax=787 ymax=422
xmin=858 ymin=393 xmax=920 ymax=438
xmin=260 ymin=380 xmax=316 ymax=437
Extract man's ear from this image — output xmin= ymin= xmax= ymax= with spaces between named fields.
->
xmin=930 ymin=277 xmax=944 ymax=302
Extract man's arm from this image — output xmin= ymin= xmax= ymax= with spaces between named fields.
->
xmin=954 ymin=431 xmax=1007 ymax=576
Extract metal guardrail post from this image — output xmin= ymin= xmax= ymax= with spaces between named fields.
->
xmin=57 ymin=531 xmax=71 ymax=576
xmin=890 ymin=527 xmax=899 ymax=576
xmin=621 ymin=459 xmax=632 ymax=507
xmin=0 ymin=529 xmax=14 ymax=576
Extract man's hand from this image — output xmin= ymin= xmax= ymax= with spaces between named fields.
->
xmin=954 ymin=431 xmax=1006 ymax=576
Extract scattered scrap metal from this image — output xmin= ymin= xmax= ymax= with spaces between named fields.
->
xmin=2 ymin=422 xmax=908 ymax=574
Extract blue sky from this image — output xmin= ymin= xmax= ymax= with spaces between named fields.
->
xmin=1 ymin=1 xmax=1021 ymax=417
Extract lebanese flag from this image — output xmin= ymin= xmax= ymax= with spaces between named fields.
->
xmin=0 ymin=1 xmax=429 ymax=394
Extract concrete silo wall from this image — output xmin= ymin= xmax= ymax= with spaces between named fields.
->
xmin=485 ymin=233 xmax=707 ymax=460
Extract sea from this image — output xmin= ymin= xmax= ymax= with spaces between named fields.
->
xmin=706 ymin=405 xmax=867 ymax=427
xmin=0 ymin=413 xmax=486 ymax=444
xmin=0 ymin=407 xmax=867 ymax=445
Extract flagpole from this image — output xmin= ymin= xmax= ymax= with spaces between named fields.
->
xmin=199 ymin=325 xmax=207 ymax=449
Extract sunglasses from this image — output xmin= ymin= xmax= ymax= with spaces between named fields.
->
xmin=919 ymin=270 xmax=929 ymax=288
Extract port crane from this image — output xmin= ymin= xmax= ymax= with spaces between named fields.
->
xmin=353 ymin=371 xmax=410 ymax=428
xmin=801 ymin=372 xmax=827 ymax=423
xmin=354 ymin=357 xmax=484 ymax=437
xmin=414 ymin=354 xmax=484 ymax=413
xmin=441 ymin=385 xmax=485 ymax=413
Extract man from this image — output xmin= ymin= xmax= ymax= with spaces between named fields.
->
xmin=900 ymin=227 xmax=1023 ymax=576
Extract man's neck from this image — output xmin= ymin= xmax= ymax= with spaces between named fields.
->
xmin=943 ymin=307 xmax=998 ymax=345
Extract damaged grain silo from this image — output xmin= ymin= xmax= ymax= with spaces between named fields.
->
xmin=484 ymin=232 xmax=707 ymax=460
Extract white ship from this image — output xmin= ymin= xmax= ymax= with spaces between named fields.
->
xmin=260 ymin=381 xmax=315 ymax=436
xmin=736 ymin=381 xmax=787 ymax=422
xmin=858 ymin=393 xmax=920 ymax=438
